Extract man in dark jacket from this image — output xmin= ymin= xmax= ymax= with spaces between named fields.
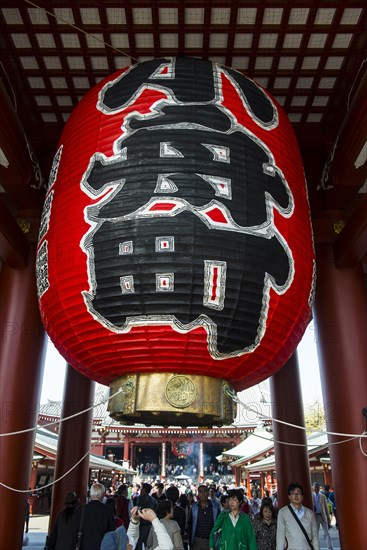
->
xmin=166 ymin=485 xmax=186 ymax=541
xmin=71 ymin=483 xmax=115 ymax=550
xmin=115 ymin=483 xmax=131 ymax=528
xmin=152 ymin=482 xmax=166 ymax=503
xmin=189 ymin=485 xmax=220 ymax=550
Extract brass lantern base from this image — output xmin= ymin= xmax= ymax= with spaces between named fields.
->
xmin=108 ymin=373 xmax=236 ymax=427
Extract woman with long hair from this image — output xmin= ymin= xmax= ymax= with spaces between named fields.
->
xmin=47 ymin=492 xmax=79 ymax=550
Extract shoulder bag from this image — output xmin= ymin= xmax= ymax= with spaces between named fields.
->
xmin=75 ymin=505 xmax=85 ymax=550
xmin=287 ymin=505 xmax=314 ymax=550
xmin=213 ymin=528 xmax=221 ymax=550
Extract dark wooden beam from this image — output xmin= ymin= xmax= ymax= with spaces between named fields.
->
xmin=334 ymin=196 xmax=367 ymax=267
xmin=0 ymin=81 xmax=44 ymax=211
xmin=0 ymin=199 xmax=29 ymax=268
xmin=321 ymin=69 xmax=367 ymax=211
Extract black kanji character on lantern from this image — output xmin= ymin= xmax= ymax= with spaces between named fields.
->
xmin=83 ymin=125 xmax=291 ymax=229
xmin=100 ymin=58 xmax=276 ymax=126
xmin=82 ymin=57 xmax=292 ymax=355
xmin=83 ymin=211 xmax=292 ymax=355
xmin=101 ymin=57 xmax=217 ymax=110
xmin=129 ymin=103 xmax=233 ymax=133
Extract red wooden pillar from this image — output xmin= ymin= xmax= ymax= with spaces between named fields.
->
xmin=266 ymin=471 xmax=273 ymax=492
xmin=233 ymin=466 xmax=240 ymax=487
xmin=123 ymin=436 xmax=129 ymax=462
xmin=0 ymin=247 xmax=46 ymax=550
xmin=29 ymin=463 xmax=38 ymax=491
xmin=246 ymin=475 xmax=251 ymax=495
xmin=99 ymin=432 xmax=107 ymax=458
xmin=258 ymin=472 xmax=262 ymax=495
xmin=322 ymin=464 xmax=332 ymax=487
xmin=129 ymin=441 xmax=134 ymax=467
xmin=29 ymin=464 xmax=38 ymax=516
xmin=269 ymin=352 xmax=312 ymax=509
xmin=268 ymin=470 xmax=275 ymax=494
xmin=313 ymin=244 xmax=367 ymax=550
xmin=48 ymin=364 xmax=95 ymax=532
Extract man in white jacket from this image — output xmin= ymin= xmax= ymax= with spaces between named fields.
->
xmin=276 ymin=482 xmax=319 ymax=550
xmin=128 ymin=506 xmax=173 ymax=550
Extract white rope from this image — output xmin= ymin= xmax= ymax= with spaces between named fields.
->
xmin=225 ymin=387 xmax=367 ymax=443
xmin=249 ymin=426 xmax=360 ymax=448
xmin=0 ymin=423 xmax=116 ymax=494
xmin=359 ymin=431 xmax=367 ymax=457
xmin=0 ymin=386 xmax=123 ymax=438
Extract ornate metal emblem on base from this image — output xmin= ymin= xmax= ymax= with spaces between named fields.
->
xmin=108 ymin=373 xmax=236 ymax=426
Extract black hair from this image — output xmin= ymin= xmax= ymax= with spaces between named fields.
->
xmin=287 ymin=482 xmax=304 ymax=495
xmin=178 ymin=493 xmax=189 ymax=507
xmin=260 ymin=499 xmax=276 ymax=518
xmin=106 ymin=497 xmax=116 ymax=512
xmin=62 ymin=493 xmax=78 ymax=523
xmin=227 ymin=489 xmax=244 ymax=503
xmin=166 ymin=486 xmax=179 ymax=503
xmin=117 ymin=484 xmax=128 ymax=495
xmin=156 ymin=499 xmax=173 ymax=519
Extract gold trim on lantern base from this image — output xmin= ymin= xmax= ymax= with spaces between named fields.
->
xmin=108 ymin=373 xmax=236 ymax=427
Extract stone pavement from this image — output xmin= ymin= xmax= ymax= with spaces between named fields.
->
xmin=319 ymin=524 xmax=341 ymax=550
xmin=22 ymin=514 xmax=342 ymax=550
xmin=22 ymin=514 xmax=48 ymax=550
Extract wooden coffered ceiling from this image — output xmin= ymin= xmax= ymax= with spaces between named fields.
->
xmin=0 ymin=1 xmax=367 ymax=248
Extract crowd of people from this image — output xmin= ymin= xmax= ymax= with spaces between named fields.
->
xmin=43 ymin=479 xmax=337 ymax=550
xmin=135 ymin=461 xmax=234 ymax=482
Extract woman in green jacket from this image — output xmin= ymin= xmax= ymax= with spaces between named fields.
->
xmin=209 ymin=489 xmax=257 ymax=550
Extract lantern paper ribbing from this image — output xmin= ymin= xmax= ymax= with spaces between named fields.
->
xmin=37 ymin=58 xmax=314 ymax=398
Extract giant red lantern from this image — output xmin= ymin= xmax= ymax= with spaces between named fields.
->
xmin=37 ymin=58 xmax=314 ymax=425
